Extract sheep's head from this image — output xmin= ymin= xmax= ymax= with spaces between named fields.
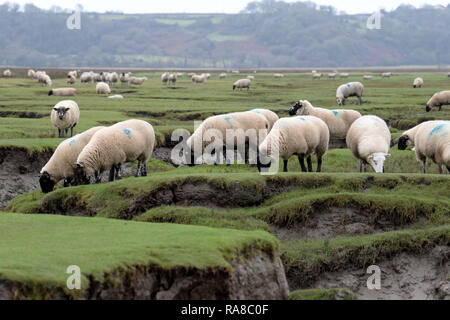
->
xmin=289 ymin=101 xmax=302 ymax=116
xmin=336 ymin=96 xmax=345 ymax=106
xmin=426 ymin=103 xmax=432 ymax=112
xmin=53 ymin=106 xmax=70 ymax=120
xmin=398 ymin=135 xmax=411 ymax=150
xmin=39 ymin=171 xmax=56 ymax=194
xmin=233 ymin=85 xmax=236 ymax=91
xmin=368 ymin=152 xmax=390 ymax=173
xmin=74 ymin=164 xmax=90 ymax=185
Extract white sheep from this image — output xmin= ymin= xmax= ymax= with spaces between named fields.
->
xmin=67 ymin=75 xmax=76 ymax=85
xmin=120 ymin=72 xmax=131 ymax=85
xmin=340 ymin=73 xmax=349 ymax=78
xmin=129 ymin=77 xmax=146 ymax=85
xmin=363 ymin=75 xmax=373 ymax=80
xmin=92 ymin=73 xmax=102 ymax=82
xmin=176 ymin=72 xmax=184 ymax=78
xmin=247 ymin=75 xmax=255 ymax=80
xmin=186 ymin=111 xmax=269 ymax=167
xmin=328 ymin=73 xmax=337 ymax=79
xmin=382 ymin=72 xmax=392 ymax=78
xmin=259 ymin=116 xmax=329 ymax=173
xmin=346 ymin=115 xmax=391 ymax=173
xmin=313 ymin=73 xmax=322 ymax=79
xmin=80 ymin=72 xmax=92 ymax=83
xmin=39 ymin=126 xmax=105 ymax=193
xmin=168 ymin=73 xmax=177 ymax=86
xmin=219 ymin=73 xmax=227 ymax=79
xmin=161 ymin=73 xmax=169 ymax=84
xmin=398 ymin=121 xmax=450 ymax=174
xmin=232 ymin=70 xmax=240 ymax=74
xmin=96 ymin=82 xmax=111 ymax=94
xmin=426 ymin=91 xmax=450 ymax=112
xmin=75 ymin=119 xmax=155 ymax=184
xmin=49 ymin=88 xmax=77 ymax=97
xmin=250 ymin=109 xmax=279 ymax=131
xmin=39 ymin=74 xmax=52 ymax=86
xmin=27 ymin=69 xmax=36 ymax=78
xmin=413 ymin=77 xmax=424 ymax=88
xmin=192 ymin=74 xmax=207 ymax=84
xmin=233 ymin=79 xmax=251 ymax=91
xmin=51 ymin=100 xmax=80 ymax=138
xmin=274 ymin=73 xmax=285 ymax=79
xmin=108 ymin=72 xmax=119 ymax=85
xmin=3 ymin=69 xmax=12 ymax=78
xmin=68 ymin=71 xmax=78 ymax=79
xmin=336 ymin=82 xmax=364 ymax=106
xmin=289 ymin=100 xmax=361 ymax=138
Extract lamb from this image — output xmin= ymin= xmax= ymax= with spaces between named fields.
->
xmin=75 ymin=119 xmax=155 ymax=184
xmin=259 ymin=116 xmax=329 ymax=173
xmin=382 ymin=72 xmax=392 ymax=78
xmin=274 ymin=73 xmax=285 ymax=78
xmin=51 ymin=100 xmax=80 ymax=138
xmin=3 ymin=69 xmax=12 ymax=77
xmin=192 ymin=74 xmax=207 ymax=84
xmin=96 ymin=82 xmax=111 ymax=94
xmin=336 ymin=82 xmax=364 ymax=106
xmin=398 ymin=121 xmax=450 ymax=174
xmin=27 ymin=69 xmax=36 ymax=78
xmin=233 ymin=79 xmax=251 ymax=91
xmin=39 ymin=126 xmax=105 ymax=193
xmin=426 ymin=91 xmax=450 ymax=112
xmin=168 ymin=73 xmax=177 ymax=86
xmin=340 ymin=73 xmax=349 ymax=78
xmin=67 ymin=75 xmax=76 ymax=85
xmin=289 ymin=100 xmax=361 ymax=138
xmin=129 ymin=77 xmax=146 ymax=85
xmin=413 ymin=77 xmax=423 ymax=88
xmin=49 ymin=88 xmax=77 ymax=97
xmin=186 ymin=111 xmax=269 ymax=167
xmin=250 ymin=109 xmax=280 ymax=131
xmin=363 ymin=75 xmax=373 ymax=80
xmin=219 ymin=73 xmax=227 ymax=79
xmin=346 ymin=115 xmax=391 ymax=173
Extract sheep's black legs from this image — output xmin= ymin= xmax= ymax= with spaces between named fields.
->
xmin=446 ymin=166 xmax=450 ymax=174
xmin=298 ymin=155 xmax=307 ymax=172
xmin=422 ymin=160 xmax=427 ymax=174
xmin=70 ymin=127 xmax=74 ymax=137
xmin=94 ymin=171 xmax=101 ymax=184
xmin=307 ymin=156 xmax=313 ymax=172
xmin=317 ymin=156 xmax=322 ymax=172
xmin=65 ymin=128 xmax=69 ymax=137
xmin=358 ymin=96 xmax=363 ymax=105
xmin=136 ymin=161 xmax=142 ymax=177
xmin=141 ymin=162 xmax=147 ymax=177
xmin=283 ymin=160 xmax=288 ymax=173
xmin=438 ymin=165 xmax=443 ymax=175
xmin=109 ymin=167 xmax=115 ymax=182
xmin=58 ymin=129 xmax=62 ymax=138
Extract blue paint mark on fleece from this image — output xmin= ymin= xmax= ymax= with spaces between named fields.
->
xmin=346 ymin=83 xmax=351 ymax=88
xmin=69 ymin=139 xmax=76 ymax=147
xmin=332 ymin=110 xmax=339 ymax=117
xmin=224 ymin=117 xmax=232 ymax=125
xmin=298 ymin=117 xmax=307 ymax=121
xmin=123 ymin=128 xmax=132 ymax=139
xmin=429 ymin=123 xmax=448 ymax=137
xmin=251 ymin=109 xmax=262 ymax=114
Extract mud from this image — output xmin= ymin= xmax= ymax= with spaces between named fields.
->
xmin=0 ymin=252 xmax=289 ymax=300
xmin=310 ymin=246 xmax=450 ymax=300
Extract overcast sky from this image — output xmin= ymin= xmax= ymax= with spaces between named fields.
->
xmin=4 ymin=0 xmax=450 ymax=14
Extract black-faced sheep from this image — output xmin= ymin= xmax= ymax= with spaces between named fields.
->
xmin=233 ymin=79 xmax=251 ymax=91
xmin=426 ymin=91 xmax=450 ymax=112
xmin=51 ymin=100 xmax=80 ymax=138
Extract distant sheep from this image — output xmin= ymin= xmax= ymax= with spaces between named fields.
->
xmin=120 ymin=72 xmax=131 ymax=85
xmin=247 ymin=75 xmax=255 ymax=80
xmin=67 ymin=75 xmax=76 ymax=85
xmin=233 ymin=79 xmax=251 ymax=91
xmin=96 ymin=82 xmax=111 ymax=94
xmin=3 ymin=69 xmax=12 ymax=78
xmin=346 ymin=115 xmax=391 ymax=173
xmin=168 ymin=73 xmax=177 ymax=86
xmin=289 ymin=100 xmax=361 ymax=138
xmin=274 ymin=73 xmax=285 ymax=79
xmin=398 ymin=120 xmax=450 ymax=174
xmin=129 ymin=77 xmax=146 ymax=85
xmin=75 ymin=119 xmax=155 ymax=184
xmin=259 ymin=116 xmax=329 ymax=173
xmin=219 ymin=73 xmax=227 ymax=79
xmin=49 ymin=88 xmax=77 ymax=97
xmin=328 ymin=73 xmax=337 ymax=79
xmin=161 ymin=72 xmax=169 ymax=84
xmin=39 ymin=126 xmax=105 ymax=193
xmin=232 ymin=70 xmax=240 ymax=74
xmin=363 ymin=75 xmax=373 ymax=80
xmin=413 ymin=77 xmax=423 ymax=88
xmin=51 ymin=100 xmax=80 ymax=138
xmin=28 ymin=69 xmax=36 ymax=78
xmin=382 ymin=72 xmax=392 ymax=78
xmin=313 ymin=73 xmax=322 ymax=79
xmin=80 ymin=72 xmax=92 ymax=83
xmin=336 ymin=82 xmax=364 ymax=106
xmin=39 ymin=74 xmax=52 ymax=87
xmin=426 ymin=91 xmax=450 ymax=112
xmin=192 ymin=74 xmax=207 ymax=84
xmin=68 ymin=71 xmax=78 ymax=79
xmin=340 ymin=73 xmax=349 ymax=78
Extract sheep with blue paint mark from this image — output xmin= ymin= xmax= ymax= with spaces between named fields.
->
xmin=426 ymin=90 xmax=450 ymax=112
xmin=250 ymin=109 xmax=279 ymax=131
xmin=398 ymin=120 xmax=450 ymax=174
xmin=346 ymin=115 xmax=391 ymax=173
xmin=259 ymin=116 xmax=329 ymax=173
xmin=39 ymin=126 xmax=105 ymax=193
xmin=289 ymin=100 xmax=361 ymax=138
xmin=336 ymin=82 xmax=364 ymax=106
xmin=75 ymin=119 xmax=155 ymax=184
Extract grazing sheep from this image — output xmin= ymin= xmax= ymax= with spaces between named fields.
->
xmin=274 ymin=73 xmax=285 ymax=79
xmin=39 ymin=126 xmax=105 ymax=193
xmin=247 ymin=75 xmax=255 ymax=80
xmin=382 ymin=72 xmax=392 ymax=78
xmin=289 ymin=100 xmax=361 ymax=138
xmin=192 ymin=74 xmax=207 ymax=84
xmin=49 ymin=88 xmax=77 ymax=97
xmin=340 ymin=73 xmax=349 ymax=78
xmin=51 ymin=100 xmax=80 ymax=138
xmin=363 ymin=75 xmax=373 ymax=80
xmin=75 ymin=119 xmax=155 ymax=184
xmin=186 ymin=111 xmax=269 ymax=167
xmin=168 ymin=73 xmax=177 ymax=86
xmin=219 ymin=73 xmax=227 ymax=79
xmin=259 ymin=116 xmax=329 ymax=173
xmin=129 ymin=77 xmax=146 ymax=85
xmin=251 ymin=109 xmax=280 ymax=131
xmin=39 ymin=74 xmax=52 ymax=87
xmin=80 ymin=72 xmax=92 ymax=83
xmin=398 ymin=120 xmax=450 ymax=174
xmin=27 ymin=69 xmax=36 ymax=78
xmin=328 ymin=73 xmax=337 ymax=79
xmin=313 ymin=73 xmax=322 ymax=79
xmin=413 ymin=77 xmax=424 ymax=88
xmin=346 ymin=115 xmax=391 ymax=173
xmin=188 ymin=73 xmax=196 ymax=78
xmin=3 ymin=69 xmax=12 ymax=78
xmin=426 ymin=91 xmax=450 ymax=112
xmin=233 ymin=79 xmax=251 ymax=91
xmin=96 ymin=82 xmax=111 ymax=94
xmin=67 ymin=75 xmax=76 ymax=85
xmin=336 ymin=82 xmax=364 ymax=106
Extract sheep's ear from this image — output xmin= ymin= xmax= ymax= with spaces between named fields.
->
xmin=77 ymin=163 xmax=84 ymax=168
xmin=53 ymin=108 xmax=58 ymax=111
xmin=65 ymin=108 xmax=70 ymax=111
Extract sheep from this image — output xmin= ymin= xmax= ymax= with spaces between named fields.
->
xmin=398 ymin=120 xmax=450 ymax=174
xmin=313 ymin=73 xmax=322 ymax=79
xmin=68 ymin=71 xmax=78 ymax=79
xmin=75 ymin=119 xmax=155 ymax=184
xmin=39 ymin=74 xmax=52 ymax=86
xmin=346 ymin=115 xmax=391 ymax=173
xmin=219 ymin=73 xmax=227 ymax=79
xmin=161 ymin=72 xmax=169 ymax=85
xmin=233 ymin=79 xmax=251 ymax=91
xmin=447 ymin=73 xmax=450 ymax=78
xmin=49 ymin=88 xmax=77 ymax=97
xmin=328 ymin=73 xmax=337 ymax=79
xmin=426 ymin=91 xmax=450 ymax=112
xmin=250 ymin=109 xmax=280 ymax=131
xmin=259 ymin=116 xmax=329 ymax=173
xmin=51 ymin=100 xmax=80 ymax=138
xmin=340 ymin=73 xmax=349 ymax=78
xmin=186 ymin=111 xmax=269 ymax=167
xmin=108 ymin=72 xmax=119 ymax=85
xmin=188 ymin=73 xmax=196 ymax=78
xmin=289 ymin=100 xmax=361 ymax=139
xmin=92 ymin=73 xmax=102 ymax=82
xmin=39 ymin=126 xmax=105 ymax=193
xmin=413 ymin=77 xmax=424 ymax=88
xmin=382 ymin=72 xmax=392 ymax=78
xmin=3 ymin=69 xmax=12 ymax=78
xmin=129 ymin=77 xmax=146 ymax=85
xmin=274 ymin=73 xmax=285 ymax=79
xmin=192 ymin=74 xmax=207 ymax=84
xmin=27 ymin=69 xmax=36 ymax=78
xmin=67 ymin=75 xmax=76 ymax=85
xmin=80 ymin=72 xmax=92 ymax=83
xmin=363 ymin=75 xmax=373 ymax=80
xmin=96 ymin=82 xmax=111 ymax=94
xmin=120 ymin=72 xmax=131 ymax=85
xmin=202 ymin=73 xmax=211 ymax=79
xmin=336 ymin=82 xmax=364 ymax=106
xmin=176 ymin=72 xmax=184 ymax=78
xmin=168 ymin=73 xmax=177 ymax=86
xmin=247 ymin=75 xmax=255 ymax=80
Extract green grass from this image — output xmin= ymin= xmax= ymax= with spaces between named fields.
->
xmin=0 ymin=213 xmax=277 ymax=298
